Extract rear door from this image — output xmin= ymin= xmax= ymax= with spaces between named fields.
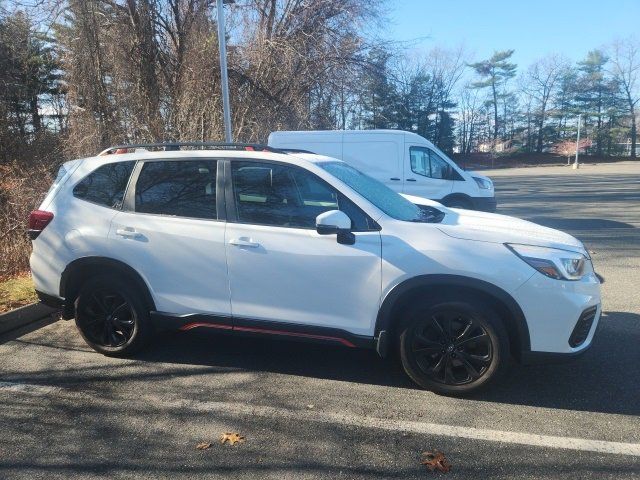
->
xmin=404 ymin=145 xmax=454 ymax=200
xmin=108 ymin=158 xmax=230 ymax=316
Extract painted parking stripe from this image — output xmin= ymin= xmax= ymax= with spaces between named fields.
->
xmin=3 ymin=381 xmax=639 ymax=457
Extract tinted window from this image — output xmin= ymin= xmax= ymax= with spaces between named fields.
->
xmin=73 ymin=161 xmax=135 ymax=209
xmin=231 ymin=161 xmax=372 ymax=230
xmin=135 ymin=160 xmax=217 ymax=219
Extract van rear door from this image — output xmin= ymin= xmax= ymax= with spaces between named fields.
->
xmin=404 ymin=145 xmax=454 ymax=200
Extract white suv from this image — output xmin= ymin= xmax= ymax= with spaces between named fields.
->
xmin=29 ymin=143 xmax=602 ymax=395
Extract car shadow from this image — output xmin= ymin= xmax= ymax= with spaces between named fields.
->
xmin=136 ymin=310 xmax=640 ymax=417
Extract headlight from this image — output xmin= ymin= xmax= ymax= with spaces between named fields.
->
xmin=473 ymin=177 xmax=492 ymax=190
xmin=506 ymin=244 xmax=588 ymax=281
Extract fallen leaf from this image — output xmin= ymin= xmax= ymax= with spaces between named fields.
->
xmin=196 ymin=442 xmax=212 ymax=450
xmin=421 ymin=451 xmax=451 ymax=473
xmin=220 ymin=432 xmax=245 ymax=446
xmin=307 ymin=404 xmax=315 ymax=409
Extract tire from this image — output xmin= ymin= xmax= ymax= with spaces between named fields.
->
xmin=74 ymin=275 xmax=151 ymax=357
xmin=443 ymin=197 xmax=472 ymax=209
xmin=398 ymin=296 xmax=509 ymax=395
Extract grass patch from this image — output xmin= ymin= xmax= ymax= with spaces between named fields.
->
xmin=0 ymin=274 xmax=38 ymax=313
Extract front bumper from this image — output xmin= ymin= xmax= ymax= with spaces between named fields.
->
xmin=513 ymin=271 xmax=602 ymax=360
xmin=472 ymin=195 xmax=497 ymax=212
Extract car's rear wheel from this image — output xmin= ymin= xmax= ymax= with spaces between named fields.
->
xmin=398 ymin=297 xmax=509 ymax=395
xmin=75 ymin=275 xmax=150 ymax=356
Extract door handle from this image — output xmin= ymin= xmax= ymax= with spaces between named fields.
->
xmin=406 ymin=178 xmax=417 ymax=182
xmin=116 ymin=228 xmax=141 ymax=239
xmin=229 ymin=238 xmax=260 ymax=248
xmin=390 ymin=177 xmax=401 ymax=181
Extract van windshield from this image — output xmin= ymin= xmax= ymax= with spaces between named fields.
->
xmin=319 ymin=161 xmax=443 ymax=223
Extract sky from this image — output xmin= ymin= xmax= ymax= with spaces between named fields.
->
xmin=385 ymin=0 xmax=640 ymax=68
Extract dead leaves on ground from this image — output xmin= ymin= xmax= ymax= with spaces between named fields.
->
xmin=220 ymin=432 xmax=245 ymax=446
xmin=421 ymin=450 xmax=452 ymax=473
xmin=196 ymin=432 xmax=245 ymax=451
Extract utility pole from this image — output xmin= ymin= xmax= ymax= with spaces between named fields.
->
xmin=573 ymin=114 xmax=581 ymax=170
xmin=216 ymin=0 xmax=233 ymax=142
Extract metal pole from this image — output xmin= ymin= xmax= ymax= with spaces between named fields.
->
xmin=573 ymin=114 xmax=581 ymax=169
xmin=216 ymin=0 xmax=232 ymax=142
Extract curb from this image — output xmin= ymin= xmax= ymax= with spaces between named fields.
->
xmin=0 ymin=303 xmax=59 ymax=336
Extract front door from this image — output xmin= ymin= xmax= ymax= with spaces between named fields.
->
xmin=404 ymin=145 xmax=454 ymax=200
xmin=224 ymin=160 xmax=382 ymax=336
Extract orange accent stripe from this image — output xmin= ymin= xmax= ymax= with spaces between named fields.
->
xmin=233 ymin=325 xmax=356 ymax=348
xmin=179 ymin=322 xmax=233 ymax=332
xmin=178 ymin=321 xmax=356 ymax=347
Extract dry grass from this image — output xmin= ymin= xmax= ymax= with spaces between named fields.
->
xmin=0 ymin=274 xmax=38 ymax=313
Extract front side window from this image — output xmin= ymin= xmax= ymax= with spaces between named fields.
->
xmin=135 ymin=160 xmax=217 ymax=219
xmin=410 ymin=147 xmax=451 ymax=179
xmin=231 ymin=161 xmax=372 ymax=230
xmin=73 ymin=161 xmax=135 ymax=209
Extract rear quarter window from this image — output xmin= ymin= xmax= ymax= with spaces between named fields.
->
xmin=73 ymin=161 xmax=135 ymax=209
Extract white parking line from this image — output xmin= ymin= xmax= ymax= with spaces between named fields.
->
xmin=3 ymin=381 xmax=640 ymax=457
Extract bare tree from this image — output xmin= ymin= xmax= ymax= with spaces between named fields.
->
xmin=609 ymin=37 xmax=640 ymax=158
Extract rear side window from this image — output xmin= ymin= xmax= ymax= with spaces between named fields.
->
xmin=73 ymin=161 xmax=135 ymax=209
xmin=135 ymin=160 xmax=217 ymax=220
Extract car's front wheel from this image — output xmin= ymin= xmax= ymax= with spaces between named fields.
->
xmin=74 ymin=275 xmax=150 ymax=356
xmin=398 ymin=296 xmax=509 ymax=395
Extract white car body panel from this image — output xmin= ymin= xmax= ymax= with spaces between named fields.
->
xmin=30 ymin=147 xmax=601 ymax=359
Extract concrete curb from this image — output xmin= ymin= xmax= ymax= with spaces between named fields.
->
xmin=0 ymin=303 xmax=59 ymax=336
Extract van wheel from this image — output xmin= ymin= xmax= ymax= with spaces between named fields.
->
xmin=398 ymin=297 xmax=509 ymax=395
xmin=443 ymin=197 xmax=472 ymax=209
xmin=74 ymin=275 xmax=150 ymax=357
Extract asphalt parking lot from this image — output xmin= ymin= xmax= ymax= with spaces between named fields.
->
xmin=1 ymin=162 xmax=639 ymax=479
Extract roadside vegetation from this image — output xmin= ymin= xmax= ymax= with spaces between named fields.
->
xmin=0 ymin=0 xmax=639 ymax=280
xmin=0 ymin=274 xmax=38 ymax=313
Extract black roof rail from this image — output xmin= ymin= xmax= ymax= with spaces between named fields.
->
xmin=277 ymin=148 xmax=316 ymax=154
xmin=97 ymin=141 xmax=284 ymax=156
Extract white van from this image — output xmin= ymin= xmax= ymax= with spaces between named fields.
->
xmin=268 ymin=130 xmax=496 ymax=211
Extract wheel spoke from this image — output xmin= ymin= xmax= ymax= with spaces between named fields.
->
xmin=455 ymin=332 xmax=488 ymax=347
xmin=455 ymin=321 xmax=473 ymax=342
xmin=92 ymin=292 xmax=108 ymax=314
xmin=443 ymin=356 xmax=455 ymax=384
xmin=431 ymin=316 xmax=449 ymax=342
xmin=413 ymin=334 xmax=443 ymax=355
xmin=457 ymin=352 xmax=481 ymax=379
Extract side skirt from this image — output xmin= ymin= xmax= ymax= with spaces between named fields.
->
xmin=150 ymin=311 xmax=375 ymax=350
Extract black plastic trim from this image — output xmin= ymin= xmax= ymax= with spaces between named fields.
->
xmin=520 ymin=344 xmax=593 ymax=365
xmin=59 ymin=257 xmax=156 ymax=315
xmin=375 ymin=274 xmax=531 ymax=356
xmin=151 ymin=311 xmax=374 ymax=349
xmin=471 ymin=196 xmax=498 ymax=213
xmin=35 ymin=290 xmax=65 ymax=310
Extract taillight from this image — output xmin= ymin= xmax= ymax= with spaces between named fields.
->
xmin=28 ymin=210 xmax=54 ymax=240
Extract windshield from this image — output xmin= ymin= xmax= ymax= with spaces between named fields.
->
xmin=319 ymin=161 xmax=443 ymax=223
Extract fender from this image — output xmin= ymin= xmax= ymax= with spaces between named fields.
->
xmin=375 ymin=274 xmax=531 ymax=356
xmin=60 ymin=256 xmax=156 ymax=314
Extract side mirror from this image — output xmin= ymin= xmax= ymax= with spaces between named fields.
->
xmin=316 ymin=210 xmax=355 ymax=245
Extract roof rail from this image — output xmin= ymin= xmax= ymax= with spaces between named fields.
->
xmin=97 ymin=141 xmax=284 ymax=156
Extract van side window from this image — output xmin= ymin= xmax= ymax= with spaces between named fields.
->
xmin=73 ymin=161 xmax=135 ymax=209
xmin=135 ymin=160 xmax=217 ymax=219
xmin=409 ymin=147 xmax=450 ymax=180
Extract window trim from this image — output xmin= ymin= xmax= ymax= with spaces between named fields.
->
xmin=124 ymin=157 xmax=226 ymax=222
xmin=225 ymin=158 xmax=380 ymax=232
xmin=71 ymin=160 xmax=137 ymax=211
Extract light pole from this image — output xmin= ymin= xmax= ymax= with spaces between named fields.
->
xmin=573 ymin=114 xmax=581 ymax=170
xmin=216 ymin=0 xmax=234 ymax=143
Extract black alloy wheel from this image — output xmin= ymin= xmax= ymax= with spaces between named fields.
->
xmin=410 ymin=312 xmax=492 ymax=386
xmin=75 ymin=275 xmax=150 ymax=356
xmin=77 ymin=289 xmax=136 ymax=348
xmin=399 ymin=299 xmax=508 ymax=395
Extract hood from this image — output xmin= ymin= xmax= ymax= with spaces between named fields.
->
xmin=400 ymin=194 xmax=585 ymax=254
